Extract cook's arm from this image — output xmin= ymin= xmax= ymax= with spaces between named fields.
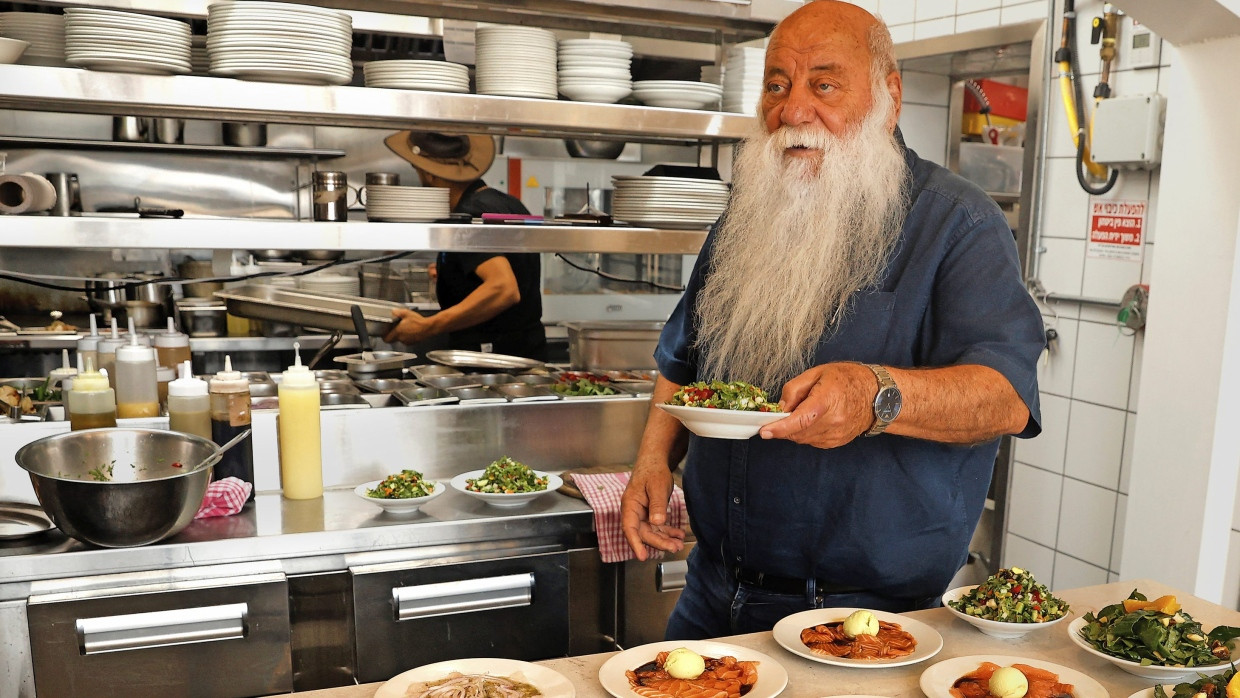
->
xmin=384 ymin=257 xmax=519 ymax=344
xmin=621 ymin=375 xmax=690 ymax=560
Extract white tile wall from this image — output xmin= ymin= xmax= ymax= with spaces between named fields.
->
xmin=955 ymin=9 xmax=1002 ymax=32
xmin=1056 ymin=478 xmax=1117 ymax=567
xmin=898 ymin=103 xmax=950 ymax=165
xmin=1040 ymin=159 xmax=1091 ymax=240
xmin=1127 ymin=330 xmax=1144 ymax=410
xmin=1111 ymin=493 xmax=1127 ymax=573
xmin=1000 ymin=1 xmax=1047 ymax=24
xmin=889 ymin=23 xmax=916 ymax=43
xmin=1226 ymin=530 xmax=1240 ymax=609
xmin=1071 ymin=320 xmax=1135 ymax=409
xmin=1037 ymin=238 xmax=1086 ymax=297
xmin=1004 ymin=533 xmax=1057 ymax=578
xmin=1008 ymin=462 xmax=1064 ymax=547
xmin=1119 ymin=412 xmax=1136 ymax=494
xmin=901 ymin=71 xmax=952 ymax=106
xmin=1080 ymin=255 xmax=1144 ymax=301
xmin=1015 ymin=392 xmax=1069 ymax=473
xmin=957 ymin=0 xmax=1001 ymax=13
xmin=878 ymin=0 xmax=917 ymax=24
xmin=915 ymin=17 xmax=957 ymax=40
xmin=1053 ymin=552 xmax=1110 ymax=590
xmin=916 ymin=0 xmax=958 ymax=20
xmin=1037 ymin=315 xmax=1076 ymax=398
xmin=1063 ymin=401 xmax=1125 ymax=489
xmin=844 ymin=0 xmax=880 ymax=12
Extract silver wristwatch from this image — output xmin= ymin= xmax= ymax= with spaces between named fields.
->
xmin=862 ymin=363 xmax=901 ymax=436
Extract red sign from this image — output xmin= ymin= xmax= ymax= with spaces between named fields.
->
xmin=1087 ymin=199 xmax=1146 ymax=261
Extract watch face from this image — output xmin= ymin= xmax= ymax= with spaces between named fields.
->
xmin=875 ymin=386 xmax=902 ymax=422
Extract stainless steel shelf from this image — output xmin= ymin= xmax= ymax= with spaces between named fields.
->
xmin=0 ymin=217 xmax=709 ymax=254
xmin=0 ymin=136 xmax=346 ymax=160
xmin=0 ymin=66 xmax=751 ymax=144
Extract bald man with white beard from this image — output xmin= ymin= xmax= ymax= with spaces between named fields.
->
xmin=620 ymin=0 xmax=1046 ymax=640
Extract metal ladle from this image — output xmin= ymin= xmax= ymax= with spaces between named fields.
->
xmin=191 ymin=428 xmax=251 ymax=472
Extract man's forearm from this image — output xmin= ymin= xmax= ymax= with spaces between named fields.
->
xmin=635 ymin=376 xmax=691 ymax=471
xmin=884 ymin=364 xmax=1029 ymax=443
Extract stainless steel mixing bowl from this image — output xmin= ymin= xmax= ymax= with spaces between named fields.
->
xmin=14 ymin=428 xmax=220 ymax=548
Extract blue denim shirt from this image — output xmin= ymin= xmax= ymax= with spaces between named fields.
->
xmin=655 ymin=140 xmax=1045 ymax=600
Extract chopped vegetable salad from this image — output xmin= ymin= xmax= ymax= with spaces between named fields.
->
xmin=667 ymin=380 xmax=780 ymax=412
xmin=367 ymin=469 xmax=436 ymax=499
xmin=466 ymin=456 xmax=548 ymax=494
xmin=949 ymin=567 xmax=1068 ymax=623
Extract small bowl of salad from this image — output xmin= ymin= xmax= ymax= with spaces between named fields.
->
xmin=450 ymin=456 xmax=564 ymax=508
xmin=657 ymin=380 xmax=784 ymax=440
xmin=355 ymin=469 xmax=446 ymax=514
xmin=943 ymin=567 xmax=1071 ymax=638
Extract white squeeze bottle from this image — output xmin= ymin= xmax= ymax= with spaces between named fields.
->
xmin=167 ymin=361 xmax=211 ymax=440
xmin=154 ymin=317 xmax=191 ymax=370
xmin=114 ymin=322 xmax=160 ymax=419
xmin=96 ymin=318 xmax=126 ymax=388
xmin=76 ymin=314 xmax=101 ymax=374
xmin=278 ymin=342 xmax=322 ymax=500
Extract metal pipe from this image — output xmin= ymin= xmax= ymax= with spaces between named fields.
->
xmin=1043 ymin=293 xmax=1124 ymax=309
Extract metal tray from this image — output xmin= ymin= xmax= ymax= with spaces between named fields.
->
xmin=494 ymin=384 xmax=561 ymax=403
xmin=516 ymin=374 xmax=555 ymax=386
xmin=355 ymin=378 xmax=418 ymax=393
xmin=0 ymin=501 xmax=54 ymax=540
xmin=446 ymin=386 xmax=508 ymax=404
xmin=409 ymin=364 xmax=463 ymax=381
xmin=313 ymin=369 xmax=349 ymax=381
xmin=419 ymin=374 xmax=483 ymax=390
xmin=471 ymin=373 xmax=519 ymax=386
xmin=215 ymin=284 xmax=404 ymax=336
xmin=318 ymin=380 xmax=360 ymax=394
xmin=425 ymin=349 xmax=545 ymax=372
xmin=393 ymin=387 xmax=459 ymax=406
xmin=320 ymin=393 xmax=370 ymax=409
xmin=612 ymin=381 xmax=656 ymax=395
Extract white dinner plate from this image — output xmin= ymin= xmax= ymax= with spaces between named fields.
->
xmin=449 ymin=470 xmax=563 ymax=507
xmin=1067 ymin=616 xmax=1237 ymax=680
xmin=919 ymin=654 xmax=1108 ymax=698
xmin=772 ymin=607 xmax=944 ymax=668
xmin=210 ymin=66 xmax=351 ymax=85
xmin=375 ymin=658 xmax=574 ymax=698
xmin=354 ymin=479 xmax=445 ymax=514
xmin=598 ymin=640 xmax=787 ymax=698
xmin=66 ymin=56 xmax=190 ymax=74
xmin=657 ymin=404 xmax=783 ymax=439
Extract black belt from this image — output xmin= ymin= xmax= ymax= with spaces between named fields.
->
xmin=733 ymin=567 xmax=865 ymax=596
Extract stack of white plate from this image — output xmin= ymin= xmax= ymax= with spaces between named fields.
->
xmin=475 ymin=25 xmax=557 ymax=99
xmin=611 ymin=175 xmax=730 ymax=229
xmin=365 ymin=185 xmax=451 ymax=223
xmin=557 ymin=38 xmax=632 ymax=103
xmin=298 ymin=273 xmax=359 ymax=296
xmin=363 ymin=60 xmax=469 ymax=93
xmin=723 ymin=46 xmax=764 ymax=114
xmin=0 ymin=12 xmax=65 ymax=66
xmin=64 ymin=8 xmax=190 ymax=75
xmin=191 ymin=35 xmax=209 ymax=75
xmin=632 ymin=80 xmax=723 ymax=110
xmin=207 ymin=1 xmax=353 ymax=86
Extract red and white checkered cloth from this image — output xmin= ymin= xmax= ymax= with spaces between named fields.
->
xmin=194 ymin=477 xmax=252 ymax=519
xmin=573 ymin=471 xmax=687 ymax=564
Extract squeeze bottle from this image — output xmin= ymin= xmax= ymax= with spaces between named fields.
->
xmin=210 ymin=355 xmax=254 ymax=499
xmin=76 ymin=314 xmax=101 ymax=375
xmin=48 ymin=349 xmax=78 ymax=392
xmin=168 ymin=361 xmax=211 ymax=440
xmin=278 ymin=342 xmax=322 ymax=500
xmin=154 ymin=317 xmax=191 ymax=370
xmin=114 ymin=324 xmax=160 ymax=419
xmin=95 ymin=318 xmax=126 ymax=387
xmin=66 ymin=357 xmax=117 ymax=431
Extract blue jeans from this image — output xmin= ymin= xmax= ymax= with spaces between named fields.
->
xmin=665 ymin=546 xmax=942 ymax=641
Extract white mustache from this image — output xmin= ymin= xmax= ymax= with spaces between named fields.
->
xmin=770 ymin=125 xmax=838 ymax=151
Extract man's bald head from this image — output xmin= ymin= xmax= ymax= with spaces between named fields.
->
xmin=771 ymin=1 xmax=895 ymax=80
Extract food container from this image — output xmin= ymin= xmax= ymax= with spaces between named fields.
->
xmin=612 ymin=381 xmax=655 ymax=395
xmin=393 ymin=387 xmax=459 ymax=406
xmin=495 ymin=384 xmax=560 ymax=402
xmin=318 ymin=380 xmax=359 ymax=394
xmin=446 ymin=387 xmax=507 ymax=404
xmin=176 ymin=299 xmax=228 ymax=337
xmin=958 ymin=142 xmax=1023 ymax=195
xmin=516 ymin=374 xmax=555 ymax=386
xmin=563 ymin=321 xmax=664 ymax=370
xmin=471 ymin=373 xmax=519 ymax=387
xmin=178 ymin=259 xmax=224 ymax=299
xmin=419 ymin=374 xmax=483 ymax=390
xmin=313 ymin=369 xmax=349 ymax=381
xmin=319 ymin=392 xmax=370 ymax=409
xmin=604 ymin=369 xmax=658 ymax=382
xmin=354 ymin=378 xmax=417 ymax=393
xmin=241 ymin=371 xmax=278 ymax=398
xmin=409 ymin=364 xmax=463 ymax=381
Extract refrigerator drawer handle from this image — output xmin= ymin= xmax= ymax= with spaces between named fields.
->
xmin=657 ymin=560 xmax=687 ymax=592
xmin=76 ymin=603 xmax=249 ymax=655
xmin=392 ymin=573 xmax=534 ymax=621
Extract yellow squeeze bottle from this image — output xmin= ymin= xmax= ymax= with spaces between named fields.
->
xmin=278 ymin=342 xmax=322 ymax=500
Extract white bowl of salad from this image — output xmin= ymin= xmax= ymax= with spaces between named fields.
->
xmin=658 ymin=380 xmax=784 ymax=440
xmin=450 ymin=456 xmax=563 ymax=507
xmin=356 ymin=469 xmax=445 ymax=514
xmin=943 ymin=567 xmax=1071 ymax=638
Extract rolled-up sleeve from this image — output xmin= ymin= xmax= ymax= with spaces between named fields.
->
xmin=654 ymin=233 xmax=716 ymax=386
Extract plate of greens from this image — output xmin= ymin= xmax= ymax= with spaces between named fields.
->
xmin=1128 ymin=664 xmax=1238 ymax=698
xmin=450 ymin=456 xmax=563 ymax=507
xmin=355 ymin=469 xmax=445 ymax=514
xmin=943 ymin=567 xmax=1070 ymax=638
xmin=1069 ymin=590 xmax=1240 ymax=680
xmin=658 ymin=380 xmax=783 ymax=439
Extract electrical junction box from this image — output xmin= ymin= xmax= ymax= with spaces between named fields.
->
xmin=1090 ymin=93 xmax=1167 ymax=170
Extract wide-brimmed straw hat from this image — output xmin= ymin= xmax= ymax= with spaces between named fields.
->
xmin=384 ymin=131 xmax=496 ymax=182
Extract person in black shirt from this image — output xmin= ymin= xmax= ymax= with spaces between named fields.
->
xmin=382 ymin=131 xmax=547 ymax=360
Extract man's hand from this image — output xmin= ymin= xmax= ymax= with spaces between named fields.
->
xmin=620 ymin=460 xmax=686 ymax=561
xmin=759 ymin=362 xmax=875 ymax=448
xmin=384 ymin=308 xmax=436 ymax=344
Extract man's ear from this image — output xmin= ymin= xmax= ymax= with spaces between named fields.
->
xmin=885 ymin=70 xmax=903 ymax=130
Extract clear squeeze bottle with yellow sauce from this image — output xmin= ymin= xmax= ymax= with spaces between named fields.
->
xmin=154 ymin=317 xmax=191 ymax=370
xmin=96 ymin=318 xmax=126 ymax=388
xmin=168 ymin=361 xmax=211 ymax=440
xmin=76 ymin=313 xmax=101 ymax=375
xmin=114 ymin=330 xmax=160 ymax=419
xmin=278 ymin=342 xmax=322 ymax=500
xmin=66 ymin=357 xmax=117 ymax=431
xmin=210 ymin=355 xmax=254 ymax=500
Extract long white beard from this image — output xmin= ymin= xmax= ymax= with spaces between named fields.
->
xmin=694 ymin=94 xmax=910 ymax=393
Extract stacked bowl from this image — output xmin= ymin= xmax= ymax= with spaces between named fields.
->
xmin=475 ymin=25 xmax=557 ymax=99
xmin=632 ymin=80 xmax=723 ymax=110
xmin=207 ymin=1 xmax=353 ymax=86
xmin=723 ymin=46 xmax=765 ymax=114
xmin=557 ymin=38 xmax=632 ymax=103
xmin=363 ymin=59 xmax=469 ymax=93
xmin=365 ymin=185 xmax=451 ymax=223
xmin=611 ymin=175 xmax=730 ymax=229
xmin=0 ymin=12 xmax=65 ymax=66
xmin=64 ymin=8 xmax=190 ymax=75
xmin=299 ymin=273 xmax=360 ymax=296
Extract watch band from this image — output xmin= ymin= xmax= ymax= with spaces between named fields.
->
xmin=863 ymin=363 xmax=898 ymax=437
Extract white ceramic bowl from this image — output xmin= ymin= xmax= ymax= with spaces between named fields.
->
xmin=558 ymin=82 xmax=632 ymax=103
xmin=354 ymin=479 xmax=445 ymax=514
xmin=941 ymin=585 xmax=1070 ymax=639
xmin=1066 ymin=616 xmax=1236 ymax=680
xmin=450 ymin=470 xmax=563 ymax=507
xmin=657 ymin=403 xmax=784 ymax=439
xmin=0 ymin=37 xmax=31 ymax=64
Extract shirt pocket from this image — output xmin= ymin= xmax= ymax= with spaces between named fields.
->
xmin=813 ymin=290 xmax=897 ymax=364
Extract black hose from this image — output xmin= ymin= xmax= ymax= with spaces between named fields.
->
xmin=1075 ymin=132 xmax=1119 ymax=195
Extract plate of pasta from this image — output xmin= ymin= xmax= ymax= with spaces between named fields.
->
xmin=375 ymin=657 xmax=575 ymax=698
xmin=771 ymin=607 xmax=944 ymax=668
